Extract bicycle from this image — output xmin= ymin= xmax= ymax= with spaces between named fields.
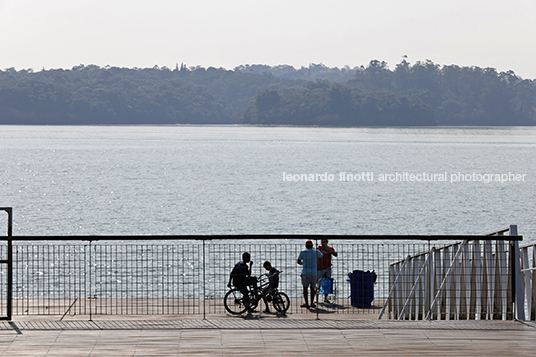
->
xmin=224 ymin=271 xmax=290 ymax=314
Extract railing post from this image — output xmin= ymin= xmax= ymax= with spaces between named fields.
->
xmin=203 ymin=239 xmax=206 ymax=320
xmin=0 ymin=208 xmax=13 ymax=321
xmin=5 ymin=208 xmax=12 ymax=321
xmin=510 ymin=225 xmax=525 ymax=320
xmin=89 ymin=240 xmax=93 ymax=321
xmin=521 ymin=247 xmax=532 ymax=320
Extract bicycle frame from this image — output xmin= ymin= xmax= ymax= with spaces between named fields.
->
xmin=224 ymin=272 xmax=290 ymax=315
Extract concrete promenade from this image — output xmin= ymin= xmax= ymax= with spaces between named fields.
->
xmin=0 ymin=314 xmax=535 ymax=356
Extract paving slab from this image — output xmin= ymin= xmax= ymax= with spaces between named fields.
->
xmin=0 ymin=315 xmax=534 ymax=356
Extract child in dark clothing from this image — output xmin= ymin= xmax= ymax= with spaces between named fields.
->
xmin=261 ymin=261 xmax=279 ymax=313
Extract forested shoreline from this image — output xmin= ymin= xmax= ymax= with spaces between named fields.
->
xmin=1 ymin=60 xmax=535 ymax=126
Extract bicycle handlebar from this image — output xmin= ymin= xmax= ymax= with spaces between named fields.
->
xmin=257 ymin=270 xmax=282 ymax=278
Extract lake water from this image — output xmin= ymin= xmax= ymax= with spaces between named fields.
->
xmin=1 ymin=125 xmax=535 ymax=244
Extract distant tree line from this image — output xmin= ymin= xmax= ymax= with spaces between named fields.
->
xmin=240 ymin=83 xmax=436 ymax=126
xmin=0 ymin=61 xmax=535 ymax=126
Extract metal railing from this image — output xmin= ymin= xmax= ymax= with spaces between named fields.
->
xmin=0 ymin=207 xmax=12 ymax=320
xmin=520 ymin=242 xmax=536 ymax=320
xmin=382 ymin=226 xmax=523 ymax=321
xmin=0 ymin=232 xmax=524 ymax=320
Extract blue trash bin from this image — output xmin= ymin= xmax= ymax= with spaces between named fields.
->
xmin=347 ymin=270 xmax=375 ymax=307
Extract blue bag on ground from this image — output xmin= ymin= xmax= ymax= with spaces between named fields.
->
xmin=319 ymin=277 xmax=333 ymax=295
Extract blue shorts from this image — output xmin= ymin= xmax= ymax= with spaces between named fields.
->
xmin=317 ymin=267 xmax=332 ymax=281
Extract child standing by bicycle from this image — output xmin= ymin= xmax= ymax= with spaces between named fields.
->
xmin=261 ymin=261 xmax=279 ymax=313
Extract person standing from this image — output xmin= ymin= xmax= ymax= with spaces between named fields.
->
xmin=297 ymin=240 xmax=322 ymax=308
xmin=317 ymin=239 xmax=337 ymax=303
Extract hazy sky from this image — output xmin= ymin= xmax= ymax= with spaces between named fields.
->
xmin=1 ymin=0 xmax=536 ymax=78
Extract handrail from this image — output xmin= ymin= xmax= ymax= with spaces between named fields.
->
xmin=520 ymin=242 xmax=536 ymax=249
xmin=4 ymin=234 xmax=524 ymax=242
xmin=482 ymin=226 xmax=515 ymax=236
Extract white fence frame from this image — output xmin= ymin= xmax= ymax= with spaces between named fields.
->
xmin=520 ymin=242 xmax=536 ymax=321
xmin=381 ymin=225 xmax=526 ymax=321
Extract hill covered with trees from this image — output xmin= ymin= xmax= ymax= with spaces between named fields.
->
xmin=0 ymin=60 xmax=535 ymax=126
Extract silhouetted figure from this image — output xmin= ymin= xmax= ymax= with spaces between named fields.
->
xmin=317 ymin=239 xmax=337 ymax=303
xmin=261 ymin=261 xmax=279 ymax=313
xmin=297 ymin=240 xmax=322 ymax=308
xmin=228 ymin=252 xmax=254 ymax=313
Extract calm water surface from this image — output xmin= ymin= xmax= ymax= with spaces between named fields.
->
xmin=1 ymin=125 xmax=535 ymax=243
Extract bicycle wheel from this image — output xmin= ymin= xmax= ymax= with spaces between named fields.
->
xmin=272 ymin=291 xmax=290 ymax=313
xmin=224 ymin=288 xmax=248 ymax=315
xmin=248 ymin=289 xmax=260 ymax=312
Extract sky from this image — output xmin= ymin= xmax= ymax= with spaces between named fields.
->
xmin=1 ymin=0 xmax=536 ymax=79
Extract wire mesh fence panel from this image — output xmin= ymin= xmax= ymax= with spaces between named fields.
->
xmin=91 ymin=242 xmax=203 ymax=316
xmin=1 ymin=236 xmax=521 ymax=319
xmin=12 ymin=243 xmax=88 ymax=315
